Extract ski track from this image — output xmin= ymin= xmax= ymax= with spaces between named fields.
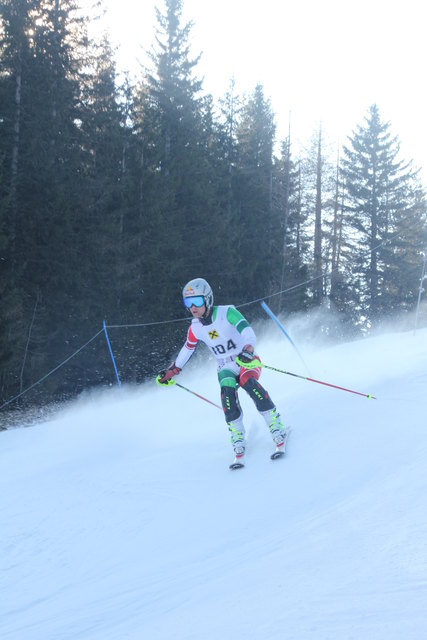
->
xmin=1 ymin=328 xmax=427 ymax=639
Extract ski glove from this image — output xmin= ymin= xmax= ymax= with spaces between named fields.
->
xmin=236 ymin=345 xmax=255 ymax=364
xmin=236 ymin=345 xmax=262 ymax=369
xmin=156 ymin=363 xmax=181 ymax=386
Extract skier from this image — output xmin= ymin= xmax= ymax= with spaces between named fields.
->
xmin=156 ymin=278 xmax=288 ymax=467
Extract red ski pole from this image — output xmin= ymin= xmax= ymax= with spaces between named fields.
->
xmin=156 ymin=374 xmax=222 ymax=410
xmin=266 ymin=364 xmax=376 ymax=399
xmin=174 ymin=382 xmax=222 ymax=410
xmin=236 ymin=357 xmax=376 ymax=400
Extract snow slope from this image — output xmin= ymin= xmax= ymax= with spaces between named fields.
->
xmin=1 ymin=326 xmax=427 ymax=640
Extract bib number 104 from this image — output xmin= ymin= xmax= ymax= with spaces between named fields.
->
xmin=211 ymin=339 xmax=236 ymax=356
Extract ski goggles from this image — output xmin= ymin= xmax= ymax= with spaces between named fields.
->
xmin=184 ymin=295 xmax=205 ymax=308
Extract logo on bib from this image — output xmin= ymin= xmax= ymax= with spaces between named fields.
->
xmin=208 ymin=330 xmax=219 ymax=340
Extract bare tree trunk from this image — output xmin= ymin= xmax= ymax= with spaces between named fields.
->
xmin=138 ymin=147 xmax=144 ymax=245
xmin=49 ymin=0 xmax=60 ymax=165
xmin=370 ymin=167 xmax=379 ymax=317
xmin=313 ymin=127 xmax=323 ymax=303
xmin=10 ymin=42 xmax=23 ymax=259
xmin=330 ymin=150 xmax=340 ymax=298
xmin=20 ymin=290 xmax=40 ymax=393
xmin=279 ymin=123 xmax=291 ymax=313
xmin=296 ymin=164 xmax=302 ymax=259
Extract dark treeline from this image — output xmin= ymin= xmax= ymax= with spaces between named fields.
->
xmin=1 ymin=0 xmax=426 ymax=410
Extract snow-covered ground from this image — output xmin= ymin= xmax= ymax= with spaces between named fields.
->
xmin=1 ymin=325 xmax=427 ymax=640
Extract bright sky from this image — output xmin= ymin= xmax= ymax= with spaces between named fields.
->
xmin=91 ymin=0 xmax=426 ymax=180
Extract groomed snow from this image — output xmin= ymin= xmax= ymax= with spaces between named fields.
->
xmin=1 ymin=325 xmax=427 ymax=640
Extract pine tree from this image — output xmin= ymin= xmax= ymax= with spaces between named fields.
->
xmin=273 ymin=136 xmax=310 ymax=314
xmin=0 ymin=0 xmax=100 ymax=402
xmin=328 ymin=150 xmax=358 ymax=322
xmin=79 ymin=36 xmax=130 ymax=313
xmin=134 ymin=0 xmax=224 ymax=314
xmin=129 ymin=0 xmax=231 ymax=374
xmin=298 ymin=127 xmax=336 ymax=310
xmin=0 ymin=0 xmax=34 ymax=397
xmin=234 ymin=84 xmax=277 ymax=301
xmin=213 ymin=78 xmax=245 ymax=300
xmin=341 ymin=104 xmax=427 ymax=326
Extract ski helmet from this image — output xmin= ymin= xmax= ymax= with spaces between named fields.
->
xmin=182 ymin=278 xmax=214 ymax=312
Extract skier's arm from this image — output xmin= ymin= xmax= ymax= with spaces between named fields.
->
xmin=174 ymin=325 xmax=198 ymax=369
xmin=157 ymin=326 xmax=198 ymax=385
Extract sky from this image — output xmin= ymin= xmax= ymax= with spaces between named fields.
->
xmin=88 ymin=0 xmax=427 ymax=179
xmin=1 ymin=322 xmax=427 ymax=639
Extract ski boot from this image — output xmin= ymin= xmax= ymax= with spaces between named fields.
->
xmin=261 ymin=407 xmax=289 ymax=457
xmin=228 ymin=417 xmax=246 ymax=470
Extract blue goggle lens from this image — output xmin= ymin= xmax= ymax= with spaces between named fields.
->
xmin=184 ymin=296 xmax=205 ymax=308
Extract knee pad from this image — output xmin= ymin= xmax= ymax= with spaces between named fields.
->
xmin=221 ymin=385 xmax=242 ymax=422
xmin=242 ymin=379 xmax=274 ymax=412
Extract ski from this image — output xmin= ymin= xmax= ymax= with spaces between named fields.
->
xmin=229 ymin=429 xmax=291 ymax=467
xmin=229 ymin=459 xmax=245 ymax=470
xmin=270 ymin=428 xmax=291 ymax=461
xmin=270 ymin=449 xmax=285 ymax=460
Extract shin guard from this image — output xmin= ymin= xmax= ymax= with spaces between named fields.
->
xmin=242 ymin=378 xmax=275 ymax=412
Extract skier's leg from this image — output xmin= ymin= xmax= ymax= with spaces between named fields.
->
xmin=241 ymin=372 xmax=287 ymax=446
xmin=218 ymin=368 xmax=246 ymax=456
xmin=240 ymin=373 xmax=274 ymax=413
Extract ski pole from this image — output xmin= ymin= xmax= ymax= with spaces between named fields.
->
xmin=156 ymin=375 xmax=222 ymax=410
xmin=175 ymin=382 xmax=223 ymax=410
xmin=236 ymin=357 xmax=376 ymax=400
xmin=260 ymin=301 xmax=312 ymax=374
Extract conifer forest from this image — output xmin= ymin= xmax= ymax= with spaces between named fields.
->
xmin=1 ymin=0 xmax=426 ymax=412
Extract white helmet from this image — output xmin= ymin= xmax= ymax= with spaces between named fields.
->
xmin=182 ymin=278 xmax=214 ymax=312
